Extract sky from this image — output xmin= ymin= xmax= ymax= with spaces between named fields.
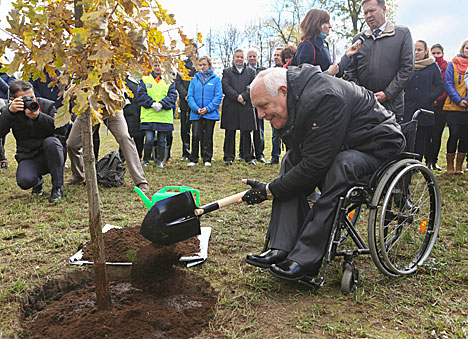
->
xmin=0 ymin=0 xmax=466 ymax=61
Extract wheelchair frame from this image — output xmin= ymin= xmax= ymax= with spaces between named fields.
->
xmin=301 ymin=110 xmax=442 ymax=293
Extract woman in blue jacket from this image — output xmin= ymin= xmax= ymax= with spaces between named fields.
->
xmin=187 ymin=56 xmax=223 ymax=166
xmin=403 ymin=40 xmax=443 ymax=160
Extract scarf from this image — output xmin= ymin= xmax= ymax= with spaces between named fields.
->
xmin=414 ymin=56 xmax=435 ymax=71
xmin=435 ymin=56 xmax=448 ymax=73
xmin=452 ymin=54 xmax=468 ymax=75
xmin=198 ymin=68 xmax=213 ymax=85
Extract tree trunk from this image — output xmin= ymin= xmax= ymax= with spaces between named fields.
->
xmin=81 ymin=108 xmax=111 ymax=310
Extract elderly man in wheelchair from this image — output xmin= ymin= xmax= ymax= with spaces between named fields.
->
xmin=242 ymin=65 xmax=441 ymax=293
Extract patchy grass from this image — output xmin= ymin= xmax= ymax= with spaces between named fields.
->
xmin=0 ymin=122 xmax=467 ymax=338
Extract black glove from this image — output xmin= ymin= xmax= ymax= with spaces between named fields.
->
xmin=242 ymin=179 xmax=268 ymax=205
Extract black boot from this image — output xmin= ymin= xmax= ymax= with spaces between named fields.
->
xmin=49 ymin=186 xmax=63 ymax=203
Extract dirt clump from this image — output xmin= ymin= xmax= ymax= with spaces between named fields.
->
xmin=80 ymin=226 xmax=200 ymax=263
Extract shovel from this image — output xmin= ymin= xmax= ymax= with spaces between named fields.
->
xmin=140 ymin=190 xmax=247 ymax=246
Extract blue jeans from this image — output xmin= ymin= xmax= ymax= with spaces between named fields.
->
xmin=144 ymin=130 xmax=170 ymax=149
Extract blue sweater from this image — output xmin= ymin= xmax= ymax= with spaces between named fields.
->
xmin=187 ymin=70 xmax=223 ymax=121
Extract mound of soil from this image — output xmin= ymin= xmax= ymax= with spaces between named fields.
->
xmin=23 ymin=227 xmax=215 ymax=338
xmin=80 ymin=226 xmax=200 ymax=263
xmin=25 ymin=269 xmax=216 ymax=338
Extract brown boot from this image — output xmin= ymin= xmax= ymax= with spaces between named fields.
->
xmin=446 ymin=153 xmax=455 ymax=174
xmin=455 ymin=153 xmax=466 ymax=175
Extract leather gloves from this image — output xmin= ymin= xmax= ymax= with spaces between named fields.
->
xmin=242 ymin=179 xmax=269 ymax=205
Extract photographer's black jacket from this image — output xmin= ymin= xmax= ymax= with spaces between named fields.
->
xmin=0 ymin=98 xmax=66 ymax=162
xmin=269 ymin=65 xmax=406 ymax=200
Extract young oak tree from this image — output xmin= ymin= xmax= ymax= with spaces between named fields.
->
xmin=0 ymin=0 xmax=199 ymax=309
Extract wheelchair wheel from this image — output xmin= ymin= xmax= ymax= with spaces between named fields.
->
xmin=341 ymin=262 xmax=359 ymax=294
xmin=368 ymin=160 xmax=441 ymax=276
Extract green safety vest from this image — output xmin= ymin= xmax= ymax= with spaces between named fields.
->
xmin=140 ymin=75 xmax=173 ymax=124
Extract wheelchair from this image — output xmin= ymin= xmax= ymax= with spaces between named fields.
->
xmin=301 ymin=109 xmax=442 ymax=293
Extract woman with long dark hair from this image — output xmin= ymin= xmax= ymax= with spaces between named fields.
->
xmin=403 ymin=40 xmax=443 ymax=160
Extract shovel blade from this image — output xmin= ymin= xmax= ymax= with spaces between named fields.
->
xmin=140 ymin=191 xmax=201 ymax=245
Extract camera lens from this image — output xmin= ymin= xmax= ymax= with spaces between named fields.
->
xmin=22 ymin=96 xmax=39 ymax=111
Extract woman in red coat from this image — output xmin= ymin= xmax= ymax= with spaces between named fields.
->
xmin=425 ymin=43 xmax=448 ymax=170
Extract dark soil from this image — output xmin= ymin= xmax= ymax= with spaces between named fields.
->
xmin=80 ymin=226 xmax=200 ymax=263
xmin=23 ymin=227 xmax=215 ymax=338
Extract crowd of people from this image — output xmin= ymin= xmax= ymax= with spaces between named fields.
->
xmin=0 ymin=0 xmax=467 ymax=213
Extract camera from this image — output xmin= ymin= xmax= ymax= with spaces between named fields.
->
xmin=22 ymin=96 xmax=39 ymax=112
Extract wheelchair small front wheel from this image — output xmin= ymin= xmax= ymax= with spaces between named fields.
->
xmin=341 ymin=263 xmax=359 ymax=294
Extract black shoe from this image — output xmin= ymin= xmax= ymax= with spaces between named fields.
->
xmin=32 ymin=178 xmax=44 ymax=196
xmin=247 ymin=159 xmax=256 ymax=165
xmin=269 ymin=259 xmax=309 ymax=281
xmin=0 ymin=160 xmax=8 ymax=169
xmin=257 ymin=156 xmax=266 ymax=163
xmin=49 ymin=187 xmax=63 ymax=203
xmin=267 ymin=158 xmax=279 ymax=165
xmin=245 ymin=249 xmax=288 ymax=269
xmin=432 ymin=163 xmax=442 ymax=171
xmin=224 ymin=160 xmax=233 ymax=166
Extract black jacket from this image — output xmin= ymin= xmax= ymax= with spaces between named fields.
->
xmin=221 ymin=64 xmax=257 ymax=131
xmin=269 ymin=65 xmax=406 ymax=200
xmin=123 ymin=76 xmax=143 ymax=137
xmin=403 ymin=62 xmax=443 ymax=125
xmin=344 ymin=22 xmax=414 ymax=122
xmin=175 ymin=59 xmax=197 ymax=111
xmin=0 ymin=97 xmax=66 ymax=162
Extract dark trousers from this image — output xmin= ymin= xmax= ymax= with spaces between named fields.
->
xmin=253 ymin=117 xmax=264 ymax=159
xmin=16 ymin=137 xmax=64 ymax=189
xmin=425 ymin=113 xmax=446 ymax=163
xmin=190 ymin=119 xmax=215 ymax=163
xmin=180 ymin=109 xmax=191 ymax=158
xmin=447 ymin=123 xmax=468 ymax=153
xmin=224 ymin=130 xmax=254 ymax=162
xmin=415 ymin=126 xmax=429 ymax=161
xmin=0 ymin=137 xmax=5 ymax=161
xmin=271 ymin=132 xmax=281 ymax=161
xmin=267 ymin=150 xmax=382 ymax=271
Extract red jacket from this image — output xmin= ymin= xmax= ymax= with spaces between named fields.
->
xmin=434 ymin=56 xmax=448 ymax=113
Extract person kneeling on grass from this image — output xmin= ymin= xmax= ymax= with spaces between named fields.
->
xmin=239 ymin=65 xmax=405 ymax=281
xmin=0 ymin=80 xmax=66 ymax=203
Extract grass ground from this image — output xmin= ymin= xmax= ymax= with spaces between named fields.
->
xmin=0 ymin=120 xmax=467 ymax=338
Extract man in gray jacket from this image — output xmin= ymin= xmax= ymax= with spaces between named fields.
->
xmin=344 ymin=0 xmax=414 ymax=123
xmin=241 ymin=65 xmax=405 ymax=281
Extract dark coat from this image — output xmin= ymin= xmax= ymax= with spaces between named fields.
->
xmin=403 ymin=61 xmax=444 ymax=125
xmin=291 ymin=37 xmax=351 ymax=78
xmin=0 ymin=97 xmax=66 ymax=162
xmin=175 ymin=59 xmax=197 ymax=111
xmin=221 ymin=65 xmax=257 ymax=131
xmin=344 ymin=22 xmax=414 ymax=123
xmin=0 ymin=73 xmax=16 ymax=99
xmin=123 ymin=76 xmax=143 ymax=138
xmin=269 ymin=65 xmax=406 ymax=200
xmin=29 ymin=70 xmax=63 ymax=108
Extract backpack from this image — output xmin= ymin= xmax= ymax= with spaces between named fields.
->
xmin=96 ymin=151 xmax=126 ymax=187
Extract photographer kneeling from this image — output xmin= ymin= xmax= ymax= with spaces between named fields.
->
xmin=0 ymin=80 xmax=66 ymax=202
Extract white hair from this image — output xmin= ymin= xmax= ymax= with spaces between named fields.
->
xmin=251 ymin=68 xmax=287 ymax=96
xmin=247 ymin=47 xmax=259 ymax=56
